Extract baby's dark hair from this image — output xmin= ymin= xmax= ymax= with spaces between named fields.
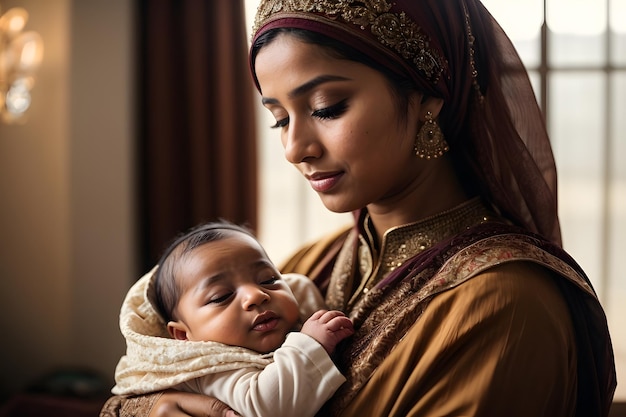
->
xmin=153 ymin=220 xmax=257 ymax=323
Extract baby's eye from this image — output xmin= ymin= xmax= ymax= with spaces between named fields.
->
xmin=260 ymin=276 xmax=280 ymax=286
xmin=207 ymin=292 xmax=233 ymax=305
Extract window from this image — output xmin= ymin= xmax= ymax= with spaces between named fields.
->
xmin=246 ymin=0 xmax=626 ymax=399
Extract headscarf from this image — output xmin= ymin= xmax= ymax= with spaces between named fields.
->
xmin=249 ymin=0 xmax=562 ymax=246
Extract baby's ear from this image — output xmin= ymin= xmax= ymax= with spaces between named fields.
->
xmin=167 ymin=321 xmax=190 ymax=340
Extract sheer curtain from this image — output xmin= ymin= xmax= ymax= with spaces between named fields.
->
xmin=482 ymin=0 xmax=626 ymax=401
xmin=137 ymin=0 xmax=258 ymax=271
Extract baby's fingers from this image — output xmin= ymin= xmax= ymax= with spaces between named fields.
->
xmin=308 ymin=309 xmax=329 ymax=321
xmin=315 ymin=309 xmax=347 ymax=323
xmin=326 ymin=315 xmax=354 ymax=333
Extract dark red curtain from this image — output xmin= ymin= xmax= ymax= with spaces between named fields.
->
xmin=136 ymin=0 xmax=257 ymax=271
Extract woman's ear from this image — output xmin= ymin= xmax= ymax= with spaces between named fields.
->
xmin=167 ymin=320 xmax=190 ymax=340
xmin=419 ymin=96 xmax=444 ymax=121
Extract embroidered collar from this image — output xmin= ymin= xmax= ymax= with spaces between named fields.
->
xmin=354 ymin=197 xmax=495 ymax=299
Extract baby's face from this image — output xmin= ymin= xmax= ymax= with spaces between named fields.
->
xmin=168 ymin=232 xmax=299 ymax=353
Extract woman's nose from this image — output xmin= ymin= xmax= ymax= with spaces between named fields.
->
xmin=241 ymin=285 xmax=270 ymax=310
xmin=283 ymin=118 xmax=322 ymax=164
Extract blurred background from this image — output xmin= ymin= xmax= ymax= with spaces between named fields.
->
xmin=0 ymin=0 xmax=623 ymax=413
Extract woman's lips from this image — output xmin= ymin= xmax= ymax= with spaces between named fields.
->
xmin=307 ymin=172 xmax=343 ymax=193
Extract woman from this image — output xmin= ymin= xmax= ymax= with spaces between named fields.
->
xmin=101 ymin=0 xmax=616 ymax=416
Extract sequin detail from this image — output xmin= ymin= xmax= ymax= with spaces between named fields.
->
xmin=348 ymin=198 xmax=493 ymax=308
xmin=253 ymin=0 xmax=446 ymax=83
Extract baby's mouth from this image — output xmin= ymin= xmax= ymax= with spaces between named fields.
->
xmin=251 ymin=310 xmax=279 ymax=331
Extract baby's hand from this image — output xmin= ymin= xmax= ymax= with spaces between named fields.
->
xmin=300 ymin=310 xmax=354 ymax=355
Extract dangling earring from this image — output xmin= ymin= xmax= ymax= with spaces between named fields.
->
xmin=414 ymin=111 xmax=449 ymax=159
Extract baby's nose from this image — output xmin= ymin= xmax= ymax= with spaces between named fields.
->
xmin=241 ymin=285 xmax=270 ymax=310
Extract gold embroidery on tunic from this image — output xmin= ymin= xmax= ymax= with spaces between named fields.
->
xmin=98 ymin=392 xmax=163 ymax=417
xmin=327 ymin=225 xmax=593 ymax=414
xmin=348 ymin=198 xmax=494 ymax=310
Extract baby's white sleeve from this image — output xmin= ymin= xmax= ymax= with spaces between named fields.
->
xmin=184 ymin=332 xmax=345 ymax=417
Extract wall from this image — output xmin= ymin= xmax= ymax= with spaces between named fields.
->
xmin=0 ymin=0 xmax=135 ymax=398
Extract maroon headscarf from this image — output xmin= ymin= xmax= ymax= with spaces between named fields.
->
xmin=249 ymin=0 xmax=562 ymax=246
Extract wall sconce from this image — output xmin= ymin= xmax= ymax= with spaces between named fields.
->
xmin=0 ymin=6 xmax=43 ymax=124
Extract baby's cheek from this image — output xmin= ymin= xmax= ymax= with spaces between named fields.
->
xmin=285 ymin=297 xmax=301 ymax=326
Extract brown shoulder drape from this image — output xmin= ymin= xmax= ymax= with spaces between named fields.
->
xmin=136 ymin=0 xmax=257 ymax=271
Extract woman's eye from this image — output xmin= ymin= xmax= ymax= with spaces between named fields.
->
xmin=312 ymin=99 xmax=348 ymax=120
xmin=268 ymin=99 xmax=347 ymax=128
xmin=208 ymin=292 xmax=233 ymax=305
xmin=270 ymin=117 xmax=289 ymax=129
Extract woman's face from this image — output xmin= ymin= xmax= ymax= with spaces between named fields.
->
xmin=255 ymin=33 xmax=424 ymax=214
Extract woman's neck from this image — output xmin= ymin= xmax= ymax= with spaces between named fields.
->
xmin=366 ymin=156 xmax=470 ymax=243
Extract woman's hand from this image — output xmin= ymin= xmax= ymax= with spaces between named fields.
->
xmin=150 ymin=390 xmax=239 ymax=417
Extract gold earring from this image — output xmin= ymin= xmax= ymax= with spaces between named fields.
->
xmin=414 ymin=111 xmax=449 ymax=159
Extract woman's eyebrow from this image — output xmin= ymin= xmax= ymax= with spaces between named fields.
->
xmin=261 ymin=74 xmax=351 ymax=105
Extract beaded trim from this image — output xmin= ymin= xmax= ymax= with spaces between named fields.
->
xmin=324 ymin=198 xmax=495 ymax=311
xmin=350 ymin=197 xmax=493 ymax=307
xmin=253 ymin=0 xmax=446 ymax=83
xmin=462 ymin=0 xmax=484 ymax=103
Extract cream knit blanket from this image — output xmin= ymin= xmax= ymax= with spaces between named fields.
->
xmin=112 ymin=268 xmax=324 ymax=395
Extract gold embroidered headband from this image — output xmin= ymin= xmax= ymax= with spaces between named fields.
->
xmin=252 ymin=0 xmax=447 ymax=84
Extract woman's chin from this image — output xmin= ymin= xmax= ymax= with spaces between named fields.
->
xmin=318 ymin=195 xmax=361 ymax=214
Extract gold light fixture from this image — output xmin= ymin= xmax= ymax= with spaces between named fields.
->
xmin=0 ymin=5 xmax=43 ymax=124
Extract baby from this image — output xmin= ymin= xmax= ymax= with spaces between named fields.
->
xmin=112 ymin=221 xmax=353 ymax=417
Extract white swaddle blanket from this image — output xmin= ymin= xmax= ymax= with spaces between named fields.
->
xmin=112 ymin=267 xmax=324 ymax=395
